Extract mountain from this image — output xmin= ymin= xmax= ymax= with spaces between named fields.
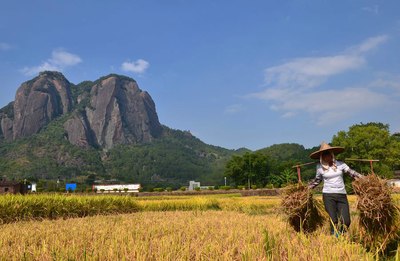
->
xmin=0 ymin=72 xmax=242 ymax=188
xmin=1 ymin=72 xmax=162 ymax=149
xmin=257 ymin=143 xmax=311 ymax=162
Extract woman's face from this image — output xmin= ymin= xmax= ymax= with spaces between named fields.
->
xmin=321 ymin=151 xmax=333 ymax=162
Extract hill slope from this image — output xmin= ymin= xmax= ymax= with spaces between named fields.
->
xmin=0 ymin=72 xmax=243 ymax=187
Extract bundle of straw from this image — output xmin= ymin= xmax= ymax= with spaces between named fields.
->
xmin=281 ymin=183 xmax=326 ymax=233
xmin=352 ymin=174 xmax=399 ymax=252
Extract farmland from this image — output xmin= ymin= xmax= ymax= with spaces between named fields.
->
xmin=0 ymin=194 xmax=399 ymax=260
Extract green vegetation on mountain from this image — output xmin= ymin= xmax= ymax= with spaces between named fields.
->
xmin=103 ymin=127 xmax=238 ymax=188
xmin=1 ymin=120 xmax=399 ymax=190
xmin=0 ymin=115 xmax=241 ymax=188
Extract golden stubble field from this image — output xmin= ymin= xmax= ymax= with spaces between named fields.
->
xmin=0 ymin=194 xmax=399 ymax=260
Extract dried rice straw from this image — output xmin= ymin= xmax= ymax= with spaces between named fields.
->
xmin=352 ymin=174 xmax=400 ymax=253
xmin=281 ymin=183 xmax=326 ymax=233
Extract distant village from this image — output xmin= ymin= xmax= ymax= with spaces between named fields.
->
xmin=1 ymin=172 xmax=400 ymax=195
xmin=0 ymin=177 xmax=218 ymax=195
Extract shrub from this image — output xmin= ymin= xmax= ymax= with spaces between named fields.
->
xmin=166 ymin=187 xmax=173 ymax=192
xmin=220 ymin=186 xmax=230 ymax=190
xmin=251 ymin=185 xmax=257 ymax=190
xmin=208 ymin=186 xmax=214 ymax=191
xmin=265 ymin=184 xmax=274 ymax=189
xmin=180 ymin=187 xmax=186 ymax=191
xmin=153 ymin=188 xmax=164 ymax=192
xmin=237 ymin=185 xmax=245 ymax=190
xmin=194 ymin=187 xmax=201 ymax=191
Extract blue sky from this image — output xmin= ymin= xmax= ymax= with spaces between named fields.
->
xmin=1 ymin=0 xmax=399 ymax=150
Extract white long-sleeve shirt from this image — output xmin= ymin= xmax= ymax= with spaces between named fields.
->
xmin=308 ymin=161 xmax=362 ymax=194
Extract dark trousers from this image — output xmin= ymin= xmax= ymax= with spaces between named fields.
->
xmin=322 ymin=193 xmax=351 ymax=234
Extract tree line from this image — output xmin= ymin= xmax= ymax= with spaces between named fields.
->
xmin=224 ymin=122 xmax=400 ymax=188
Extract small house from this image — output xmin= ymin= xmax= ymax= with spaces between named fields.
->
xmin=188 ymin=181 xmax=200 ymax=191
xmin=0 ymin=181 xmax=27 ymax=194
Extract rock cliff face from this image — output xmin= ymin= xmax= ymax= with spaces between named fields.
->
xmin=0 ymin=102 xmax=14 ymax=141
xmin=63 ymin=113 xmax=96 ymax=148
xmin=0 ymin=72 xmax=163 ymax=149
xmin=12 ymin=71 xmax=73 ymax=139
xmin=83 ymin=75 xmax=162 ymax=149
xmin=1 ymin=117 xmax=13 ymax=141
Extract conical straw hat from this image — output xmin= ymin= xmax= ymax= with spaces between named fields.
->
xmin=309 ymin=142 xmax=345 ymax=159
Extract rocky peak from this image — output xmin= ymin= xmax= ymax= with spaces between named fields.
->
xmin=1 ymin=72 xmax=163 ymax=149
xmin=83 ymin=74 xmax=162 ymax=149
xmin=12 ymin=71 xmax=73 ymax=139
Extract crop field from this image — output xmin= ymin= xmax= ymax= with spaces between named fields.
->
xmin=0 ymin=194 xmax=399 ymax=260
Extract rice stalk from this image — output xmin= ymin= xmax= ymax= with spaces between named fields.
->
xmin=281 ymin=183 xmax=327 ymax=233
xmin=352 ymin=174 xmax=400 ymax=254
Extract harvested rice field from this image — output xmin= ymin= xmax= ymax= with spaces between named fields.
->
xmin=0 ymin=193 xmax=399 ymax=260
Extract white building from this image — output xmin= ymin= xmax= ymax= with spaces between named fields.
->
xmin=188 ymin=181 xmax=200 ymax=191
xmin=93 ymin=184 xmax=141 ymax=193
xmin=31 ymin=183 xmax=37 ymax=192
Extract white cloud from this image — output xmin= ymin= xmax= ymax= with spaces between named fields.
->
xmin=249 ymin=35 xmax=391 ymax=125
xmin=353 ymin=35 xmax=388 ymax=54
xmin=272 ymin=87 xmax=387 ymax=125
xmin=121 ymin=59 xmax=149 ymax=74
xmin=22 ymin=62 xmax=60 ymax=75
xmin=49 ymin=50 xmax=82 ymax=66
xmin=265 ymin=55 xmax=365 ymax=89
xmin=21 ymin=50 xmax=82 ymax=76
xmin=224 ymin=104 xmax=245 ymax=114
xmin=0 ymin=42 xmax=12 ymax=51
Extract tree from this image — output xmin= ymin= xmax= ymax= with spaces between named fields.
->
xmin=224 ymin=155 xmax=246 ymax=185
xmin=331 ymin=122 xmax=400 ymax=177
xmin=85 ymin=173 xmax=96 ymax=185
xmin=268 ymin=168 xmax=298 ymax=188
xmin=224 ymin=152 xmax=271 ymax=187
xmin=392 ymin=132 xmax=400 ymax=142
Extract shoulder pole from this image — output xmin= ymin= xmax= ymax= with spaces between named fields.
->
xmin=345 ymin=158 xmax=379 ymax=173
xmin=292 ymin=162 xmax=317 ymax=183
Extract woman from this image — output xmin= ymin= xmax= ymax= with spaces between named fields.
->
xmin=308 ymin=142 xmax=363 ymax=235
